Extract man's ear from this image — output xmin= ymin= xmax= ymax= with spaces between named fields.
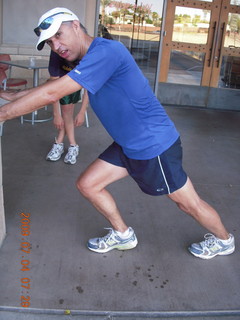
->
xmin=72 ymin=20 xmax=80 ymax=31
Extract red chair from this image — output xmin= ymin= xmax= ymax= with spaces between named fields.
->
xmin=0 ymin=54 xmax=27 ymax=90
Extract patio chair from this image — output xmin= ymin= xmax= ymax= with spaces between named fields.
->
xmin=0 ymin=54 xmax=27 ymax=90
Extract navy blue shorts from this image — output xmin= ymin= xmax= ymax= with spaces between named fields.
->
xmin=98 ymin=138 xmax=187 ymax=196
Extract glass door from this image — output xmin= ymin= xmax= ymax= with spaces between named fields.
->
xmin=157 ymin=0 xmax=240 ymax=109
xmin=97 ymin=0 xmax=240 ymax=109
xmin=220 ymin=2 xmax=240 ymax=89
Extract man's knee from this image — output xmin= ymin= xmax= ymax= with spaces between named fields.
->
xmin=76 ymin=174 xmax=96 ymax=199
xmin=168 ymin=180 xmax=203 ymax=216
xmin=76 ymin=176 xmax=88 ymax=196
xmin=172 ymin=185 xmax=202 ymax=214
xmin=176 ymin=198 xmax=202 ymax=216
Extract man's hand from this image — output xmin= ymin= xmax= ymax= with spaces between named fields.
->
xmin=0 ymin=89 xmax=19 ymax=101
xmin=0 ymin=109 xmax=8 ymax=123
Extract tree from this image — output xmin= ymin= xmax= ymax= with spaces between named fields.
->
xmin=192 ymin=14 xmax=201 ymax=26
xmin=100 ymin=0 xmax=112 ymax=25
xmin=110 ymin=1 xmax=133 ymax=25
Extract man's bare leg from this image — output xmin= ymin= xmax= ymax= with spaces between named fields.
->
xmin=76 ymin=158 xmax=129 ymax=232
xmin=168 ymin=177 xmax=229 ymax=240
xmin=76 ymin=158 xmax=138 ymax=253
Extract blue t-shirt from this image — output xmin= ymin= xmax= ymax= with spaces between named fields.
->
xmin=68 ymin=38 xmax=179 ymax=160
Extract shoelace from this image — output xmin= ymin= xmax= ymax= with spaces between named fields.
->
xmin=99 ymin=228 xmax=114 ymax=243
xmin=201 ymin=233 xmax=218 ymax=248
xmin=51 ymin=144 xmax=62 ymax=153
xmin=68 ymin=146 xmax=78 ymax=156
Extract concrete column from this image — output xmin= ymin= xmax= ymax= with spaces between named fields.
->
xmin=85 ymin=0 xmax=97 ymax=36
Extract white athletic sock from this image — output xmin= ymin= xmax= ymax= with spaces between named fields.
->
xmin=220 ymin=234 xmax=232 ymax=244
xmin=115 ymin=228 xmax=132 ymax=239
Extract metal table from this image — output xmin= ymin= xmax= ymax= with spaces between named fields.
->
xmin=0 ymin=58 xmax=52 ymax=124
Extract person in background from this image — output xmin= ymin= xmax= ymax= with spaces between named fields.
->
xmin=0 ymin=51 xmax=89 ymax=165
xmin=46 ymin=50 xmax=89 ymax=165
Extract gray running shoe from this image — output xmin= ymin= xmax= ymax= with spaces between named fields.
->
xmin=46 ymin=142 xmax=64 ymax=161
xmin=88 ymin=227 xmax=138 ymax=253
xmin=64 ymin=145 xmax=79 ymax=164
xmin=188 ymin=233 xmax=235 ymax=259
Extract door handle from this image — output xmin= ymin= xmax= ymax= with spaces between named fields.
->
xmin=208 ymin=21 xmax=218 ymax=67
xmin=217 ymin=22 xmax=225 ymax=68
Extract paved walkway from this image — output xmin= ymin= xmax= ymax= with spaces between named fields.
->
xmin=0 ymin=105 xmax=239 ymax=319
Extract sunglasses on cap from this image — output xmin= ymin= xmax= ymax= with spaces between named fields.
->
xmin=34 ymin=12 xmax=72 ymax=36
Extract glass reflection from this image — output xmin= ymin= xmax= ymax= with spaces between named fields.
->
xmin=172 ymin=7 xmax=210 ymax=44
xmin=225 ymin=13 xmax=240 ymax=47
xmin=219 ymin=56 xmax=240 ymax=88
xmin=230 ymin=0 xmax=240 ymax=5
xmin=99 ymin=0 xmax=163 ymax=87
xmin=168 ymin=50 xmax=204 ymax=85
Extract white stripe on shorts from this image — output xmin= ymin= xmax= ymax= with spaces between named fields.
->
xmin=157 ymin=156 xmax=171 ymax=194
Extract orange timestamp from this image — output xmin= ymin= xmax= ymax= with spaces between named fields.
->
xmin=20 ymin=212 xmax=31 ymax=308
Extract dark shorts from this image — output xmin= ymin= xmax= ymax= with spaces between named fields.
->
xmin=60 ymin=90 xmax=81 ymax=105
xmin=98 ymin=138 xmax=187 ymax=196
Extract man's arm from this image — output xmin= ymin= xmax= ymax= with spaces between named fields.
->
xmin=0 ymin=75 xmax=82 ymax=122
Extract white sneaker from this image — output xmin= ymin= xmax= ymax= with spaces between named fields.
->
xmin=64 ymin=145 xmax=79 ymax=164
xmin=188 ymin=233 xmax=235 ymax=259
xmin=46 ymin=142 xmax=64 ymax=161
xmin=87 ymin=227 xmax=138 ymax=253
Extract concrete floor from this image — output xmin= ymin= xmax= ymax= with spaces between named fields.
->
xmin=0 ymin=105 xmax=239 ymax=319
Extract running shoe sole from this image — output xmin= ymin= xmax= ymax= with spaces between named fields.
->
xmin=188 ymin=246 xmax=235 ymax=259
xmin=87 ymin=238 xmax=138 ymax=253
xmin=46 ymin=155 xmax=63 ymax=161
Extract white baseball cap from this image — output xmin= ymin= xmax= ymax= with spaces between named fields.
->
xmin=34 ymin=7 xmax=79 ymax=50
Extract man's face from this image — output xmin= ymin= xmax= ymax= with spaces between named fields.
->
xmin=46 ymin=21 xmax=81 ymax=61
